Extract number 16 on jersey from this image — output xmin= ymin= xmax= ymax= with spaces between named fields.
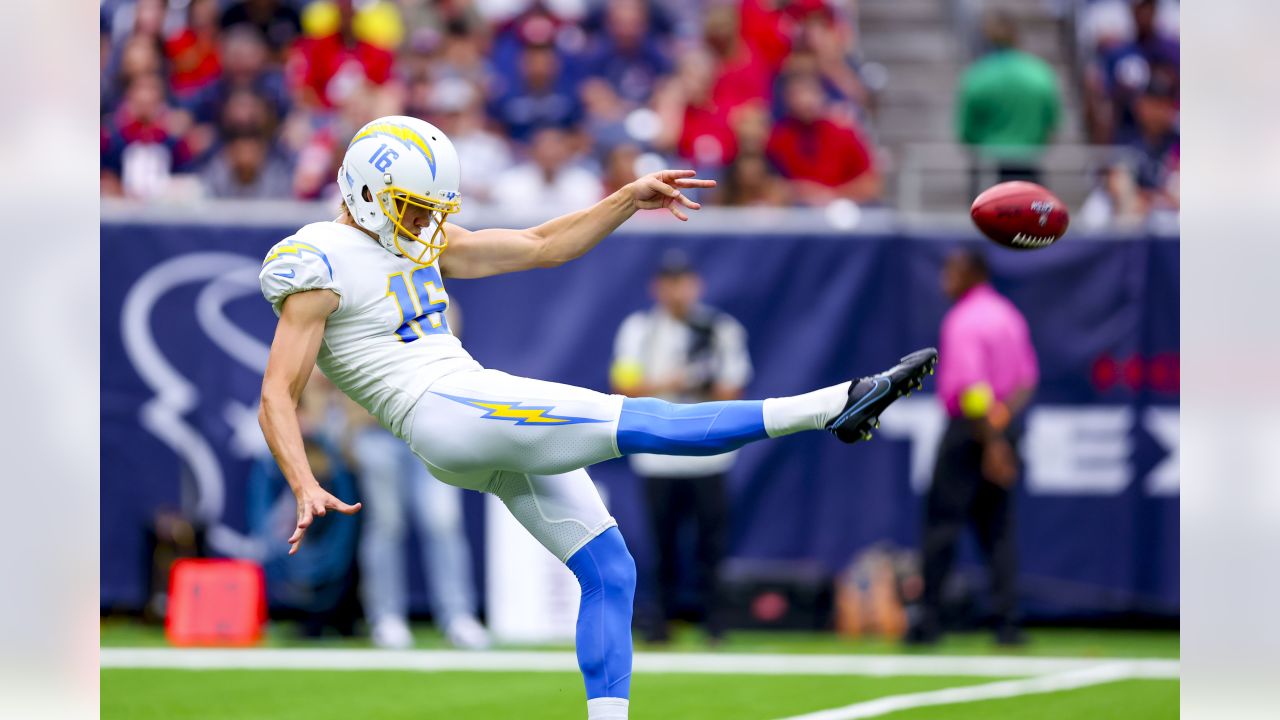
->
xmin=387 ymin=265 xmax=449 ymax=342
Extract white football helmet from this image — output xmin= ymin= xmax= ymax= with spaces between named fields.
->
xmin=337 ymin=115 xmax=462 ymax=265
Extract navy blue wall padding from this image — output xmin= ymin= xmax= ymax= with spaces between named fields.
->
xmin=100 ymin=224 xmax=1179 ymax=619
xmin=566 ymin=527 xmax=636 ymax=699
xmin=617 ymin=398 xmax=768 ymax=456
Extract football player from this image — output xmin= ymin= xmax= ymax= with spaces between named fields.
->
xmin=259 ymin=116 xmax=936 ymax=720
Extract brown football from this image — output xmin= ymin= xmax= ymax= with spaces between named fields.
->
xmin=970 ymin=181 xmax=1069 ymax=250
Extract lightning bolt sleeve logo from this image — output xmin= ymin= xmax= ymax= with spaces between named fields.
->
xmin=263 ymin=241 xmax=334 ymax=279
xmin=432 ymin=393 xmax=607 ymax=425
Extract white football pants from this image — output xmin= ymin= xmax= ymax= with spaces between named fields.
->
xmin=406 ymin=369 xmax=625 ymax=561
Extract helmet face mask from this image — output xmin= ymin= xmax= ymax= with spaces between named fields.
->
xmin=376 ymin=186 xmax=459 ymax=266
xmin=338 ymin=116 xmax=462 ymax=266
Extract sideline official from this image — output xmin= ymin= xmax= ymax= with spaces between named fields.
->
xmin=610 ymin=251 xmax=753 ymax=643
xmin=907 ymin=249 xmax=1038 ymax=646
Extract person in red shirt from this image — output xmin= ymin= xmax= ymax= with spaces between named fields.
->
xmin=165 ymin=0 xmax=223 ymax=102
xmin=739 ymin=0 xmax=833 ymax=72
xmin=653 ymin=49 xmax=738 ymax=170
xmin=286 ymin=0 xmax=396 ymax=109
xmin=717 ymin=0 xmax=839 ymax=113
xmin=766 ymin=71 xmax=882 ymax=205
xmin=702 ymin=3 xmax=773 ymax=115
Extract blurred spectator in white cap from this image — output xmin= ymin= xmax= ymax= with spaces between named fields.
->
xmin=492 ymin=126 xmax=603 ymax=218
xmin=429 ymin=77 xmax=515 ymax=208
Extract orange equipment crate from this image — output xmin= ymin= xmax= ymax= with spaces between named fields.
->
xmin=165 ymin=558 xmax=267 ymax=646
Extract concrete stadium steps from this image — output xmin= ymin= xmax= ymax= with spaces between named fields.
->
xmin=858 ymin=0 xmax=949 ymax=24
xmin=858 ymin=0 xmax=1085 ymax=210
xmin=873 ymin=63 xmax=961 ymax=106
xmin=874 ymin=106 xmax=957 ymax=146
xmin=860 ymin=29 xmax=960 ymax=65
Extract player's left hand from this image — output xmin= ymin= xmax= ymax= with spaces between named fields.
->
xmin=288 ymin=484 xmax=362 ymax=555
xmin=627 ymin=170 xmax=716 ymax=221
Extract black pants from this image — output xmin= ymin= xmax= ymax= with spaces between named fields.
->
xmin=920 ymin=418 xmax=1019 ymax=630
xmin=643 ymin=472 xmax=728 ymax=638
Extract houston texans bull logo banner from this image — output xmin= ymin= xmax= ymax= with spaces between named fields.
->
xmin=102 ymin=218 xmax=1179 ymax=616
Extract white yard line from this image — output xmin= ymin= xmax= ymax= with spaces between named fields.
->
xmin=100 ymin=648 xmax=1178 ymax=680
xmin=772 ymin=663 xmax=1162 ymax=720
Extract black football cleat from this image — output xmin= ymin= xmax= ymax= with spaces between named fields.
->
xmin=826 ymin=348 xmax=939 ymax=444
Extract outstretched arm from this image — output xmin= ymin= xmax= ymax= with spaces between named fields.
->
xmin=440 ymin=169 xmax=715 ymax=279
xmin=258 ymin=289 xmax=361 ymax=555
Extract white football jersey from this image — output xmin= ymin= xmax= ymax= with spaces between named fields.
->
xmin=259 ymin=221 xmax=481 ymax=440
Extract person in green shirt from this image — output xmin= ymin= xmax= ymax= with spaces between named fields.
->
xmin=956 ymin=10 xmax=1062 ymax=194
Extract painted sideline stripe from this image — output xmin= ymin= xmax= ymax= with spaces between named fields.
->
xmin=100 ymin=648 xmax=1178 ymax=679
xmin=774 ymin=663 xmax=1157 ymax=720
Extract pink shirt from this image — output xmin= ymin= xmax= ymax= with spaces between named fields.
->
xmin=937 ymin=284 xmax=1039 ymax=418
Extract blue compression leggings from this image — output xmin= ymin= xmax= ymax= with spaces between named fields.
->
xmin=615 ymin=397 xmax=768 ymax=456
xmin=566 ymin=527 xmax=636 ymax=699
xmin=564 ymin=399 xmax=767 ymax=699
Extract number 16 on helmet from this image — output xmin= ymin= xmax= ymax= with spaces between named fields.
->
xmin=337 ymin=116 xmax=463 ymax=266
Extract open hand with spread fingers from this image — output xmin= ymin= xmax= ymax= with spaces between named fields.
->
xmin=288 ymin=484 xmax=362 ymax=555
xmin=626 ymin=169 xmax=717 ymax=221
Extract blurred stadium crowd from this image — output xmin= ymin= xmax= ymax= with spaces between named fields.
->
xmin=100 ymin=0 xmax=1178 ymax=219
xmin=1076 ymin=0 xmax=1179 ymax=226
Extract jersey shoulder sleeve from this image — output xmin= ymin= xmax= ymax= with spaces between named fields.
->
xmin=259 ymin=230 xmax=343 ymax=315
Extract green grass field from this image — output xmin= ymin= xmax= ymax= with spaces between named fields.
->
xmin=100 ymin=621 xmax=1179 ymax=719
xmin=102 ymin=670 xmax=1009 ymax=719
